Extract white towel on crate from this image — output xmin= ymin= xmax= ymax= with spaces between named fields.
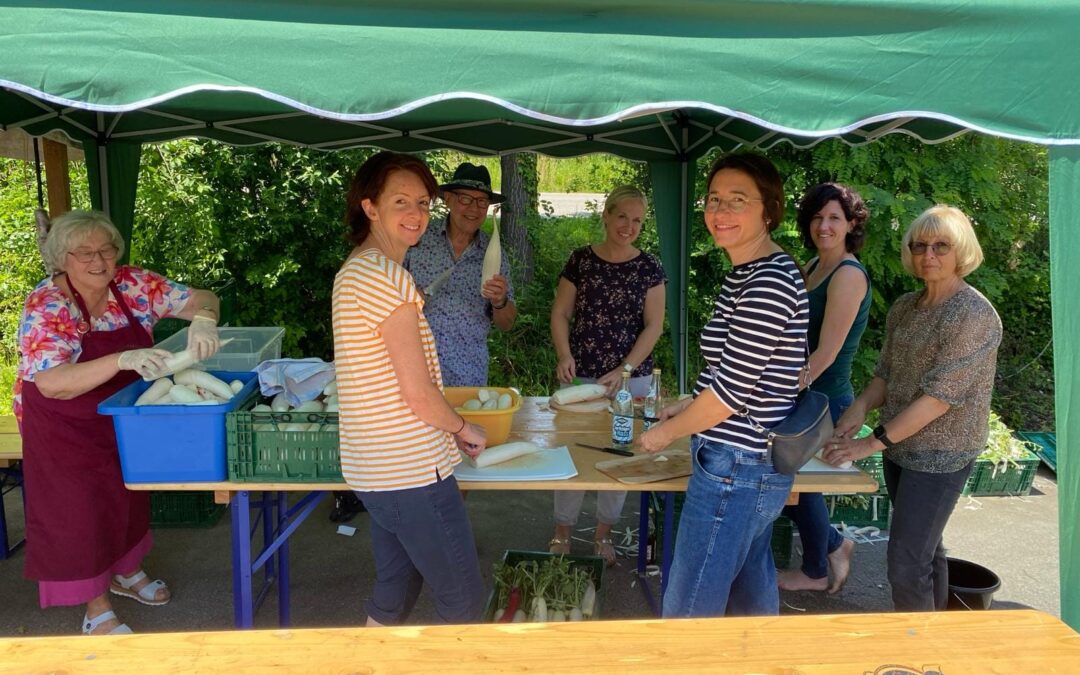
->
xmin=254 ymin=358 xmax=336 ymax=407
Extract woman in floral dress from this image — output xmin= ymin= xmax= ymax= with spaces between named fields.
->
xmin=549 ymin=186 xmax=667 ymax=564
xmin=15 ymin=210 xmax=221 ymax=635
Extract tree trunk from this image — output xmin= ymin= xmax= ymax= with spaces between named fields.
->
xmin=499 ymin=152 xmax=538 ymax=285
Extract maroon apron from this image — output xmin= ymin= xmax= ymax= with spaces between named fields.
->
xmin=21 ymin=278 xmax=152 ymax=581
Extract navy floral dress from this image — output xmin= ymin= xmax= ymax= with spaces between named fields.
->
xmin=561 ymin=246 xmax=667 ymax=378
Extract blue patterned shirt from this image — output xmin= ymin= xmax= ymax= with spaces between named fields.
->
xmin=404 ymin=216 xmax=513 ymax=386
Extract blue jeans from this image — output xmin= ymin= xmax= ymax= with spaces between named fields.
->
xmin=781 ymin=392 xmax=854 ymax=578
xmin=355 ymin=472 xmax=485 ymax=624
xmin=662 ymin=437 xmax=795 ymax=617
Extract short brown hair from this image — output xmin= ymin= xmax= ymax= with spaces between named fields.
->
xmin=705 ymin=153 xmax=784 ymax=232
xmin=344 ymin=152 xmax=438 ymax=246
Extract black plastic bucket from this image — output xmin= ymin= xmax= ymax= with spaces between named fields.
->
xmin=946 ymin=557 xmax=1001 ymax=610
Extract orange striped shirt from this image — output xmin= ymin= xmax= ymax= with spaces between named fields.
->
xmin=332 ymin=249 xmax=459 ymax=491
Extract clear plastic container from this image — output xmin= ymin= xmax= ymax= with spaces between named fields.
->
xmin=153 ymin=326 xmax=285 ymax=372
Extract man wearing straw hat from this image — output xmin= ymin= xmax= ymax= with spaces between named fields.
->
xmin=405 ymin=162 xmax=517 ymax=386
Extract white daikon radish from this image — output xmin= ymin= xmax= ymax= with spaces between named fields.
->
xmin=270 ymin=393 xmax=290 ymax=412
xmin=324 ymin=402 xmax=339 ymax=413
xmin=146 ymin=392 xmax=176 ymax=405
xmin=322 ymin=380 xmax=337 ymax=397
xmin=253 ymin=423 xmax=274 ymax=431
xmin=293 ymin=400 xmax=324 ymax=413
xmin=469 ymin=441 xmax=544 ymax=468
xmin=481 ymin=210 xmax=501 ymax=292
xmin=135 ymin=378 xmax=173 ymax=406
xmin=477 ymin=388 xmax=491 ymax=403
xmin=550 ymin=384 xmax=607 ymax=406
xmin=168 ymin=383 xmax=202 ymax=404
xmin=229 ymin=379 xmax=244 ymax=394
xmin=497 ymin=392 xmax=512 ymax=409
xmin=142 ymin=337 xmax=235 ymax=380
xmin=323 ymin=394 xmax=338 ymax=407
xmin=251 ymin=404 xmax=273 ymax=412
xmin=175 ymin=369 xmax=234 ymax=401
xmin=281 ymin=422 xmax=308 ymax=432
xmin=462 ymin=399 xmax=482 ymax=411
xmin=481 ymin=398 xmax=498 ymax=410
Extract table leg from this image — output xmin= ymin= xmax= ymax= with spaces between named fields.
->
xmin=659 ymin=491 xmax=675 ymax=602
xmin=277 ymin=491 xmax=290 ymax=627
xmin=0 ymin=465 xmax=25 ymax=561
xmin=231 ymin=490 xmax=254 ymax=629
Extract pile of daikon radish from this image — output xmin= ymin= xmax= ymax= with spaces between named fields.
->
xmin=456 ymin=387 xmax=515 ymax=411
xmin=134 ymin=370 xmax=246 ymax=406
xmin=248 ymin=379 xmax=338 ymax=432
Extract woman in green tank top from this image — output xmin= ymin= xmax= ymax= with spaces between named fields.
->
xmin=777 ymin=183 xmax=871 ymax=594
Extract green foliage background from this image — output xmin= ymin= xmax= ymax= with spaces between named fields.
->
xmin=0 ymin=135 xmax=1052 ymax=432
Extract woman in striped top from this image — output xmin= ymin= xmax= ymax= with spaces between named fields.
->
xmin=332 ymin=152 xmax=487 ymax=626
xmin=638 ymin=153 xmax=809 ymax=617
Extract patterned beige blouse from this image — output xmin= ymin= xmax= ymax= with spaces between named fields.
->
xmin=875 ymin=285 xmax=1002 ymax=473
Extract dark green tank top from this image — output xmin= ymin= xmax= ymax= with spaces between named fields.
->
xmin=807 ymin=258 xmax=871 ymax=399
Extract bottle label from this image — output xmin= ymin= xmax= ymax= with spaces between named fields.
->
xmin=612 ymin=413 xmax=633 ymax=445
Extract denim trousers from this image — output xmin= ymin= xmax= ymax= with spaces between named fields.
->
xmin=781 ymin=392 xmax=854 ymax=578
xmin=884 ymin=456 xmax=974 ymax=611
xmin=355 ymin=471 xmax=485 ymax=624
xmin=662 ymin=437 xmax=795 ymax=617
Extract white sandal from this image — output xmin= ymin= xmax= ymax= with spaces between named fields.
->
xmin=110 ymin=570 xmax=170 ymax=606
xmin=82 ymin=610 xmax=133 ymax=636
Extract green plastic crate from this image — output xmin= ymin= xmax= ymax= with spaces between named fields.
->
xmin=1017 ymin=431 xmax=1056 ymax=473
xmin=649 ymin=494 xmax=794 ymax=567
xmin=826 ymin=493 xmax=892 ymax=530
xmin=149 ymin=491 xmax=225 ymax=528
xmin=226 ymin=405 xmax=343 ymax=482
xmin=962 ymin=448 xmax=1041 ymax=496
xmin=484 ymin=549 xmax=604 ymax=622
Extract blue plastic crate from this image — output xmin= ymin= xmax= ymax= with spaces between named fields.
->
xmin=98 ymin=371 xmax=259 ymax=483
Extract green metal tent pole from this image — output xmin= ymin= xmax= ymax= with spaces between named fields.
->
xmin=83 ymin=140 xmax=142 ymax=259
xmin=649 ymin=159 xmax=684 ymax=389
xmin=1049 ymin=146 xmax=1080 ymax=631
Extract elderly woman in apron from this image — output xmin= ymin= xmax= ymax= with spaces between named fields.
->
xmin=14 ymin=210 xmax=222 ymax=635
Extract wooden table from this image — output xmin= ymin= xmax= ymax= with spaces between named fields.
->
xmin=3 ymin=610 xmax=1078 ymax=673
xmin=126 ymin=397 xmax=878 ymax=628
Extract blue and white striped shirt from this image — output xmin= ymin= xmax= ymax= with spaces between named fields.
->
xmin=693 ymin=252 xmax=809 ymax=453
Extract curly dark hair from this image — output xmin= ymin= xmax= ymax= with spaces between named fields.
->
xmin=705 ymin=153 xmax=785 ymax=233
xmin=795 ymin=182 xmax=869 ymax=254
xmin=344 ymin=152 xmax=438 ymax=246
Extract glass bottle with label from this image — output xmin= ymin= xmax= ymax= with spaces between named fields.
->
xmin=643 ymin=368 xmax=662 ymax=431
xmin=611 ymin=371 xmax=634 ymax=447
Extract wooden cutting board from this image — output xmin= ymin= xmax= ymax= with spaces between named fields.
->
xmin=595 ymin=449 xmax=692 ymax=484
xmin=549 ymin=398 xmax=609 ymax=413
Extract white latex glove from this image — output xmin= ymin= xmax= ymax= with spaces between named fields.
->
xmin=117 ymin=348 xmax=173 ymax=380
xmin=187 ymin=316 xmax=221 ymax=360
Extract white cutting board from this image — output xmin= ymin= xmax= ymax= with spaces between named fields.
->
xmin=452 ymin=446 xmax=578 ymax=482
xmin=798 ymin=455 xmax=861 ymax=474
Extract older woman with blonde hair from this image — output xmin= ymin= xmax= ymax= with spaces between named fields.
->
xmin=824 ymin=204 xmax=1002 ymax=611
xmin=15 ymin=210 xmax=222 ymax=635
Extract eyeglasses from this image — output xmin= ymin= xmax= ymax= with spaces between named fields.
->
xmin=703 ymin=195 xmax=763 ymax=214
xmin=449 ymin=191 xmax=490 ymax=209
xmin=67 ymin=245 xmax=119 ymax=263
xmin=908 ymin=241 xmax=952 ymax=256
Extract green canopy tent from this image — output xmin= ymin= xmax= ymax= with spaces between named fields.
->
xmin=2 ymin=0 xmax=1079 ymax=628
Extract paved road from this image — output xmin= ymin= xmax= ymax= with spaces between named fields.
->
xmin=539 ymin=192 xmax=605 ymax=217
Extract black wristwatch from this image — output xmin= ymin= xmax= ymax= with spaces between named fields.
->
xmin=872 ymin=424 xmax=896 ymax=448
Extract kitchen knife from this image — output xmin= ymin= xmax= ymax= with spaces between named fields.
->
xmin=577 ymin=443 xmax=634 ymax=457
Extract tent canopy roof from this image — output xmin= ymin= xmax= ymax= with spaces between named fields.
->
xmin=3 ymin=1 xmax=1080 ymax=157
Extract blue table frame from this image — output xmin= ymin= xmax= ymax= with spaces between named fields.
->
xmin=0 ymin=464 xmax=25 ymax=560
xmin=224 ymin=486 xmax=677 ymax=628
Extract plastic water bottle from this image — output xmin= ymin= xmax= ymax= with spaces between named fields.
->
xmin=643 ymin=368 xmax=662 ymax=431
xmin=611 ymin=371 xmax=634 ymax=447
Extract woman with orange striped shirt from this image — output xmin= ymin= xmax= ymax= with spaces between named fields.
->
xmin=332 ymin=152 xmax=487 ymax=625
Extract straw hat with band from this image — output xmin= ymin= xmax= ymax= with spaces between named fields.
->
xmin=439 ymin=163 xmax=505 ymax=204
